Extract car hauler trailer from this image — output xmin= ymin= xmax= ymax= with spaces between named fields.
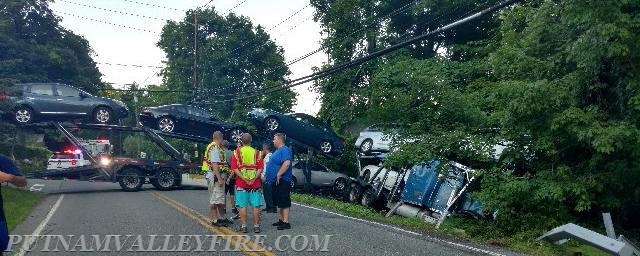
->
xmin=25 ymin=122 xmax=208 ymax=192
xmin=24 ymin=122 xmax=352 ymax=195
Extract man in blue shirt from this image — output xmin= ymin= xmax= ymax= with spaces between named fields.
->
xmin=265 ymin=133 xmax=292 ymax=230
xmin=0 ymin=154 xmax=27 ymax=253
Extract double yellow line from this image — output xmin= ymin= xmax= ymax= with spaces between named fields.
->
xmin=151 ymin=192 xmax=275 ymax=256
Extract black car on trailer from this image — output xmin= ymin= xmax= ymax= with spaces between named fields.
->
xmin=139 ymin=104 xmax=246 ymax=143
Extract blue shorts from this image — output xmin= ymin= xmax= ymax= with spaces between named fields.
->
xmin=235 ymin=189 xmax=263 ymax=208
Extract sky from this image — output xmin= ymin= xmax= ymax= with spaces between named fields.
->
xmin=48 ymin=0 xmax=325 ymax=115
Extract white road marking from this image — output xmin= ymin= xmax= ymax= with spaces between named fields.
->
xmin=292 ymin=202 xmax=506 ymax=256
xmin=15 ymin=195 xmax=64 ymax=256
xmin=292 ymin=202 xmax=422 ymax=236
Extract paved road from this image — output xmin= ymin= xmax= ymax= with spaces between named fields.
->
xmin=6 ymin=179 xmax=521 ymax=256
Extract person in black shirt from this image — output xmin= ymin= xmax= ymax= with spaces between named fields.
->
xmin=0 ymin=154 xmax=27 ymax=254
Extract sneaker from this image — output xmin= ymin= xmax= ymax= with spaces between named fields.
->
xmin=232 ymin=208 xmax=239 ymax=214
xmin=238 ymin=226 xmax=248 ymax=233
xmin=212 ymin=220 xmax=227 ymax=227
xmin=223 ymin=218 xmax=234 ymax=225
xmin=231 ymin=214 xmax=240 ymax=220
xmin=277 ymin=222 xmax=291 ymax=230
xmin=272 ymin=220 xmax=285 ymax=226
xmin=254 ymin=226 xmax=261 ymax=233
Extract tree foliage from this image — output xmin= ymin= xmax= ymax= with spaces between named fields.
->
xmin=0 ymin=0 xmax=102 ymax=94
xmin=312 ymin=0 xmax=640 ymax=237
xmin=157 ymin=8 xmax=296 ymax=120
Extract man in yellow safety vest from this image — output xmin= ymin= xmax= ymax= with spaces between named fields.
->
xmin=230 ymin=133 xmax=264 ymax=233
xmin=202 ymin=131 xmax=232 ymax=227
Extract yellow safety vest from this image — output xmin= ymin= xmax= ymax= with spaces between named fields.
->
xmin=201 ymin=141 xmax=229 ymax=173
xmin=233 ymin=146 xmax=262 ymax=180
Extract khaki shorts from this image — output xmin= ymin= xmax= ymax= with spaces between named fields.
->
xmin=208 ymin=173 xmax=226 ymax=205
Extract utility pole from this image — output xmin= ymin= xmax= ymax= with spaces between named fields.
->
xmin=193 ymin=10 xmax=198 ymax=103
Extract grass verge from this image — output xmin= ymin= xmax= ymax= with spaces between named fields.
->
xmin=292 ymin=193 xmax=607 ymax=256
xmin=2 ymin=186 xmax=44 ymax=231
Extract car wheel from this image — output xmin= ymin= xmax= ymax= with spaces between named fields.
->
xmin=118 ymin=168 xmax=144 ymax=192
xmin=264 ymin=117 xmax=279 ymax=131
xmin=348 ymin=183 xmax=362 ymax=203
xmin=93 ymin=107 xmax=113 ymax=124
xmin=290 ymin=176 xmax=297 ymax=189
xmin=361 ymin=187 xmax=376 ymax=207
xmin=157 ymin=117 xmax=175 ymax=133
xmin=360 ymin=139 xmax=374 ymax=153
xmin=333 ymin=178 xmax=347 ymax=192
xmin=14 ymin=106 xmax=33 ymax=124
xmin=151 ymin=168 xmax=177 ymax=191
xmin=319 ymin=140 xmax=333 ymax=154
xmin=229 ymin=128 xmax=244 ymax=144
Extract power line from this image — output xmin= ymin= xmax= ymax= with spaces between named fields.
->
xmin=97 ymin=62 xmax=164 ymax=69
xmin=195 ymin=0 xmax=522 ymax=104
xmin=201 ymin=0 xmax=215 ymax=9
xmin=205 ymin=0 xmax=424 ymax=95
xmin=57 ymin=11 xmax=158 ymax=34
xmin=58 ymin=0 xmax=197 ymax=26
xmin=120 ymin=0 xmax=188 ymax=12
xmin=222 ymin=0 xmax=248 ymax=16
xmin=227 ymin=4 xmax=310 ymax=56
xmin=59 ymin=0 xmax=166 ymax=22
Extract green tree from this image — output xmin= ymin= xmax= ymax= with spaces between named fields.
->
xmin=0 ymin=0 xmax=102 ymax=93
xmin=157 ymin=8 xmax=296 ymax=120
xmin=312 ymin=0 xmax=640 ymax=240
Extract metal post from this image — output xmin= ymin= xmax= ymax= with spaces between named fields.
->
xmin=603 ymin=213 xmax=616 ymax=239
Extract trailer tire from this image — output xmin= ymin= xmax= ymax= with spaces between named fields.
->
xmin=118 ymin=168 xmax=144 ymax=192
xmin=348 ymin=183 xmax=362 ymax=203
xmin=361 ymin=187 xmax=376 ymax=207
xmin=151 ymin=168 xmax=177 ymax=191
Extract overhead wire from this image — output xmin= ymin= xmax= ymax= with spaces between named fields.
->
xmin=57 ymin=11 xmax=158 ymax=34
xmin=199 ymin=0 xmax=424 ymax=96
xmin=226 ymin=4 xmax=310 ymax=56
xmin=201 ymin=0 xmax=432 ymax=96
xmin=120 ymin=0 xmax=188 ymax=12
xmin=194 ymin=0 xmax=522 ymax=104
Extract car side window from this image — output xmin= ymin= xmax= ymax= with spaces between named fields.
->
xmin=56 ymin=85 xmax=80 ymax=97
xmin=30 ymin=84 xmax=54 ymax=96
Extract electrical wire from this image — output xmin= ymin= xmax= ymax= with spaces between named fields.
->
xmin=120 ymin=0 xmax=188 ymax=12
xmin=57 ymin=11 xmax=158 ymax=34
xmin=221 ymin=0 xmax=248 ymax=16
xmin=57 ymin=0 xmax=197 ymax=26
xmin=227 ymin=4 xmax=310 ymax=55
xmin=195 ymin=0 xmax=522 ymax=104
xmin=97 ymin=62 xmax=164 ymax=69
xmin=200 ymin=0 xmax=424 ymax=95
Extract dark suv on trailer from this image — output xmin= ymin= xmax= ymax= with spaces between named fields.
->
xmin=5 ymin=83 xmax=128 ymax=124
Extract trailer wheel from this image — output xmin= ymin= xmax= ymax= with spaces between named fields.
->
xmin=361 ymin=187 xmax=376 ymax=207
xmin=118 ymin=168 xmax=144 ymax=192
xmin=151 ymin=168 xmax=177 ymax=191
xmin=348 ymin=183 xmax=362 ymax=203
